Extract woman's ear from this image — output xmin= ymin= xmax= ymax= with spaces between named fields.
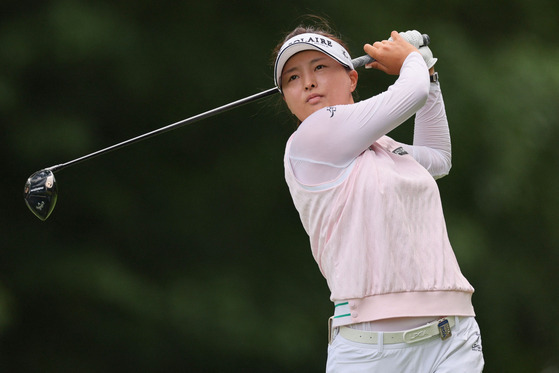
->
xmin=349 ymin=70 xmax=358 ymax=93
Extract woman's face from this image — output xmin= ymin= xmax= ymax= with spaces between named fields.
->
xmin=281 ymin=50 xmax=358 ymax=122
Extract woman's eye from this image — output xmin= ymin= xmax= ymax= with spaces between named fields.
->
xmin=315 ymin=64 xmax=325 ymax=71
xmin=288 ymin=75 xmax=298 ymax=82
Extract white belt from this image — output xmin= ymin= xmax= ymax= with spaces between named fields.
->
xmin=336 ymin=317 xmax=457 ymax=345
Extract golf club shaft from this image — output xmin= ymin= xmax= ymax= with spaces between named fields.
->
xmin=48 ymin=87 xmax=280 ymax=173
xmin=45 ymin=54 xmax=371 ymax=173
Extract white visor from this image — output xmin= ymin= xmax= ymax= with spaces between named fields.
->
xmin=274 ymin=33 xmax=354 ymax=93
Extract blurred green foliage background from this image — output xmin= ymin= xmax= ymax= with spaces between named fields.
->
xmin=2 ymin=0 xmax=558 ymax=371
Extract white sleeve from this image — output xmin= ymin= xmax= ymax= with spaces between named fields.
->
xmin=400 ymin=81 xmax=452 ymax=179
xmin=289 ymin=52 xmax=430 ymax=185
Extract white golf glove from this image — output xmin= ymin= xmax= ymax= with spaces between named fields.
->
xmin=419 ymin=45 xmax=437 ymax=69
xmin=389 ymin=30 xmax=438 ymax=68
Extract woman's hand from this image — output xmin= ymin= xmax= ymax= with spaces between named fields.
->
xmin=363 ymin=31 xmax=419 ymax=75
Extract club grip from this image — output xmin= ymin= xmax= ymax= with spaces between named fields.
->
xmin=352 ymin=33 xmax=430 ymax=69
xmin=421 ymin=34 xmax=430 ymax=47
xmin=352 ymin=54 xmax=375 ymax=68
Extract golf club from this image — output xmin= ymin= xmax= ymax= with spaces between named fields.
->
xmin=24 ymin=33 xmax=430 ymax=221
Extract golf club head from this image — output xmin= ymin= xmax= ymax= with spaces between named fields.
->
xmin=24 ymin=169 xmax=58 ymax=221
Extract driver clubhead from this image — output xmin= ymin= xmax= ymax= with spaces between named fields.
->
xmin=24 ymin=169 xmax=58 ymax=221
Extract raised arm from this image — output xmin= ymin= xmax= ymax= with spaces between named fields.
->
xmin=398 ymin=43 xmax=452 ymax=179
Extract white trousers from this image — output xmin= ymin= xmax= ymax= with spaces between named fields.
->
xmin=326 ymin=317 xmax=484 ymax=372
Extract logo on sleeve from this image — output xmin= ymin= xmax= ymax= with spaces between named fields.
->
xmin=392 ymin=147 xmax=408 ymax=155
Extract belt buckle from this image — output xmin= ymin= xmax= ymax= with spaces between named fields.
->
xmin=437 ymin=318 xmax=452 ymax=341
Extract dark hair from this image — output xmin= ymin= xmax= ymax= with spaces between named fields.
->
xmin=271 ymin=15 xmax=351 ymax=68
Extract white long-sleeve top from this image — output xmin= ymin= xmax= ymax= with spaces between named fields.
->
xmin=284 ymin=52 xmax=475 ymax=326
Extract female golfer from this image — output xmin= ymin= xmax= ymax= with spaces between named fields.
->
xmin=273 ymin=23 xmax=484 ymax=372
